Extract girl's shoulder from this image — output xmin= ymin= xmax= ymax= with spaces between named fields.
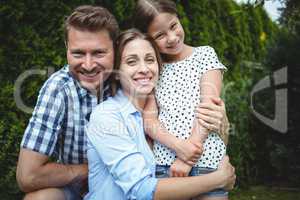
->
xmin=194 ymin=45 xmax=227 ymax=72
xmin=194 ymin=45 xmax=216 ymax=55
xmin=193 ymin=45 xmax=221 ymax=61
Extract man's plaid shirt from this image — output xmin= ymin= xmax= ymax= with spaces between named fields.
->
xmin=21 ymin=65 xmax=108 ymax=164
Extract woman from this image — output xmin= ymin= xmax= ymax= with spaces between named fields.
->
xmin=84 ymin=29 xmax=235 ymax=200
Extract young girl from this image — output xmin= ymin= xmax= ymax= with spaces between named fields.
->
xmin=84 ymin=28 xmax=235 ymax=200
xmin=134 ymin=0 xmax=230 ymax=199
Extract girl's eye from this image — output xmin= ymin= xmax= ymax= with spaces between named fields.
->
xmin=154 ymin=33 xmax=164 ymax=40
xmin=170 ymin=23 xmax=177 ymax=30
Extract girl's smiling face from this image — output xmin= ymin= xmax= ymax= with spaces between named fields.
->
xmin=118 ymin=38 xmax=159 ymax=98
xmin=148 ymin=13 xmax=185 ymax=59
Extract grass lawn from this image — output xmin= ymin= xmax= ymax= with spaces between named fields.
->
xmin=230 ymin=186 xmax=300 ymax=200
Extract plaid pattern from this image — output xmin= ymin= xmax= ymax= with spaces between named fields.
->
xmin=21 ymin=65 xmax=108 ymax=164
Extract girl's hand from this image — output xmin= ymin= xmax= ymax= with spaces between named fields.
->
xmin=216 ymin=155 xmax=236 ymax=190
xmin=195 ymin=97 xmax=230 ymax=144
xmin=174 ymin=139 xmax=203 ymax=166
xmin=169 ymin=159 xmax=192 ymax=177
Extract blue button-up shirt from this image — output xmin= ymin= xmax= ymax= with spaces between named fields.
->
xmin=21 ymin=65 xmax=108 ymax=164
xmin=85 ymin=90 xmax=158 ymax=200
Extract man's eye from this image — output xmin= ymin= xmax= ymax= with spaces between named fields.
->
xmin=72 ymin=53 xmax=83 ymax=58
xmin=94 ymin=52 xmax=106 ymax=57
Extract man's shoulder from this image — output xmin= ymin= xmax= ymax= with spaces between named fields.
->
xmin=40 ymin=66 xmax=74 ymax=94
xmin=45 ymin=66 xmax=72 ymax=87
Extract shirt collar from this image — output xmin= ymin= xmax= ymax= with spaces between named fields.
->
xmin=74 ymin=79 xmax=89 ymax=99
xmin=114 ymin=89 xmax=140 ymax=118
xmin=65 ymin=65 xmax=109 ymax=100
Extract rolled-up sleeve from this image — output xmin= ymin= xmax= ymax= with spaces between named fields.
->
xmin=21 ymin=82 xmax=65 ymax=156
xmin=199 ymin=46 xmax=227 ymax=74
xmin=87 ymin=108 xmax=158 ymax=200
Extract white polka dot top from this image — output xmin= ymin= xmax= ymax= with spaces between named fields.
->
xmin=154 ymin=46 xmax=227 ymax=169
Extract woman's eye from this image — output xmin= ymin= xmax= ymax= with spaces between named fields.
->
xmin=146 ymin=58 xmax=155 ymax=63
xmin=127 ymin=60 xmax=137 ymax=65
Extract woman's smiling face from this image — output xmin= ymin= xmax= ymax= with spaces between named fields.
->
xmin=118 ymin=38 xmax=159 ymax=98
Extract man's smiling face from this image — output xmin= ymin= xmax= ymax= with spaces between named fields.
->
xmin=66 ymin=28 xmax=114 ymax=94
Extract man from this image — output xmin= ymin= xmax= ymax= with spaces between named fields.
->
xmin=16 ymin=5 xmax=119 ymax=200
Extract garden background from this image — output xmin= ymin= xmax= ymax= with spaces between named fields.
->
xmin=0 ymin=0 xmax=299 ymax=199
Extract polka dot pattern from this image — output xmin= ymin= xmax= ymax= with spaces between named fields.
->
xmin=154 ymin=46 xmax=227 ymax=169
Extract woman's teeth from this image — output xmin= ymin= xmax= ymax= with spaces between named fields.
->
xmin=136 ymin=78 xmax=151 ymax=85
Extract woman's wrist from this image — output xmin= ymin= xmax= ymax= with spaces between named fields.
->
xmin=210 ymin=170 xmax=227 ymax=189
xmin=172 ymin=137 xmax=185 ymax=153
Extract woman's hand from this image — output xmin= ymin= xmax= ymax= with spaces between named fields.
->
xmin=195 ymin=97 xmax=230 ymax=144
xmin=216 ymin=155 xmax=236 ymax=191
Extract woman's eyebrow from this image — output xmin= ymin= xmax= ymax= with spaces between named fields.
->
xmin=145 ymin=53 xmax=155 ymax=57
xmin=123 ymin=54 xmax=138 ymax=59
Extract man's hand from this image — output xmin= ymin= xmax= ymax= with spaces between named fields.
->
xmin=174 ymin=139 xmax=203 ymax=166
xmin=169 ymin=159 xmax=192 ymax=177
xmin=216 ymin=155 xmax=236 ymax=191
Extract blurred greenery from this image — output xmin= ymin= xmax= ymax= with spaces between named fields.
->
xmin=0 ymin=0 xmax=299 ymax=199
xmin=230 ymin=186 xmax=300 ymax=200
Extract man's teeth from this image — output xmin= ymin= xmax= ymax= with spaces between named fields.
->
xmin=81 ymin=71 xmax=99 ymax=77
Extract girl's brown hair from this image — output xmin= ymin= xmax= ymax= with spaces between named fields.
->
xmin=133 ymin=0 xmax=178 ymax=33
xmin=110 ymin=28 xmax=162 ymax=95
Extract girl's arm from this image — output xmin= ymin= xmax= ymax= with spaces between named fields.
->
xmin=170 ymin=70 xmax=224 ymax=177
xmin=190 ymin=70 xmax=223 ymax=142
xmin=143 ymin=92 xmax=202 ymax=165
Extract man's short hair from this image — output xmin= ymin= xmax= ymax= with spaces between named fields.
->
xmin=64 ymin=5 xmax=119 ymax=43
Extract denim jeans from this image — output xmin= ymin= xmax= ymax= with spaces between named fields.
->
xmin=62 ymin=183 xmax=82 ymax=200
xmin=155 ymin=165 xmax=228 ymax=197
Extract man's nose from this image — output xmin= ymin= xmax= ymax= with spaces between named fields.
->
xmin=83 ymin=54 xmax=94 ymax=70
